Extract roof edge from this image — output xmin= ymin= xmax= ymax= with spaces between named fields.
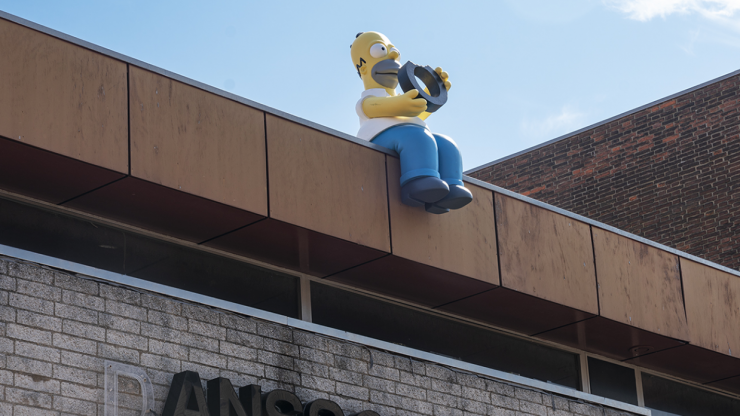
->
xmin=0 ymin=10 xmax=398 ymax=159
xmin=462 ymin=175 xmax=740 ymax=280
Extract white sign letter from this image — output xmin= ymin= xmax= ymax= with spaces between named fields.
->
xmin=105 ymin=360 xmax=156 ymax=416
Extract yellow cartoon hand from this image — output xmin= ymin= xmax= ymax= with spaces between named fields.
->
xmin=435 ymin=67 xmax=451 ymax=91
xmin=397 ymin=89 xmax=429 ymax=115
xmin=362 ymin=89 xmax=427 ymax=118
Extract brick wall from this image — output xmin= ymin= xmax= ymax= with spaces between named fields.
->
xmin=470 ymin=75 xmax=740 ymax=270
xmin=0 ymin=257 xmax=639 ymax=416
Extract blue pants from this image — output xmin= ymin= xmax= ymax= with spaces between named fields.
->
xmin=371 ymin=124 xmax=463 ymax=187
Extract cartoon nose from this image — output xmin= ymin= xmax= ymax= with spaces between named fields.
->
xmin=389 ymin=49 xmax=400 ymax=60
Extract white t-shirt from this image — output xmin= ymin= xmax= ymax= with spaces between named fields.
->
xmin=355 ymin=88 xmax=427 ymax=141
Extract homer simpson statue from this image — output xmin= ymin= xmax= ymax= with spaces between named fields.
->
xmin=351 ymin=31 xmax=473 ymax=214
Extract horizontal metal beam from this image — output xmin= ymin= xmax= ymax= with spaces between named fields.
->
xmin=0 ymin=243 xmax=649 ymax=415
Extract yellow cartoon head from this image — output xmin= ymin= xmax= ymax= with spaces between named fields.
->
xmin=350 ymin=32 xmax=401 ymax=91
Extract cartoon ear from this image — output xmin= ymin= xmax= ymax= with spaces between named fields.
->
xmin=360 ymin=66 xmax=367 ymax=75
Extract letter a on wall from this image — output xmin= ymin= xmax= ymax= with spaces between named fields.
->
xmin=207 ymin=377 xmax=248 ymax=416
xmin=163 ymin=371 xmax=210 ymax=416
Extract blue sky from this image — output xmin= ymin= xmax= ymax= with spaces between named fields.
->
xmin=2 ymin=0 xmax=740 ymax=170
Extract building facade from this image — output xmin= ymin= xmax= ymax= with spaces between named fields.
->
xmin=0 ymin=10 xmax=739 ymax=416
xmin=0 ymin=258 xmax=633 ymax=416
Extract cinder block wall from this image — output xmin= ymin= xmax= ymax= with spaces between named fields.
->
xmin=469 ymin=75 xmax=740 ymax=270
xmin=0 ymin=257 xmax=638 ymax=416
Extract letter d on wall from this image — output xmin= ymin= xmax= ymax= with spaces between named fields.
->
xmin=104 ymin=360 xmax=156 ymax=416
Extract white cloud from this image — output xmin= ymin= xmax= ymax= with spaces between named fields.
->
xmin=520 ymin=106 xmax=587 ymax=141
xmin=605 ymin=0 xmax=740 ymax=23
xmin=606 ymin=0 xmax=740 ymax=52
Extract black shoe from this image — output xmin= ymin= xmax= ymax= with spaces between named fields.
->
xmin=425 ymin=203 xmax=450 ymax=214
xmin=431 ymin=184 xmax=473 ymax=210
xmin=401 ymin=177 xmax=449 ymax=207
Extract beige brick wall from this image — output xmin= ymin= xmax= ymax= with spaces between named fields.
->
xmin=0 ymin=257 xmax=638 ymax=416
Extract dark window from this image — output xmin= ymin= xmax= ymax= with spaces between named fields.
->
xmin=0 ymin=197 xmax=300 ymax=318
xmin=587 ymin=357 xmax=637 ymax=405
xmin=649 ymin=409 xmax=681 ymax=416
xmin=642 ymin=373 xmax=740 ymax=416
xmin=311 ymin=281 xmax=581 ymax=389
